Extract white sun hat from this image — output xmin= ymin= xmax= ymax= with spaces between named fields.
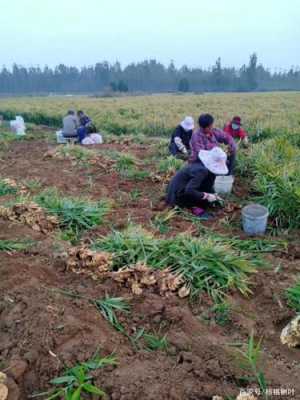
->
xmin=180 ymin=116 xmax=194 ymax=131
xmin=198 ymin=147 xmax=228 ymax=175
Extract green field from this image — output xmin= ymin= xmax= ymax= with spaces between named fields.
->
xmin=1 ymin=91 xmax=300 ymax=135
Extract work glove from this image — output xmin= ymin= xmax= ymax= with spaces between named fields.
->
xmin=182 ymin=147 xmax=188 ymax=155
xmin=204 ymin=193 xmax=218 ymax=203
xmin=204 ymin=193 xmax=224 ymax=203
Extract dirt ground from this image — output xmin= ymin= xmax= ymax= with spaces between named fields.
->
xmin=0 ymin=137 xmax=300 ymax=400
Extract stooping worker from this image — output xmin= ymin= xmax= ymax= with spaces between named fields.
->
xmin=166 ymin=147 xmax=227 ymax=219
xmin=169 ymin=116 xmax=194 ymax=159
xmin=62 ymin=110 xmax=78 ymax=139
xmin=224 ymin=116 xmax=249 ymax=145
xmin=189 ymin=113 xmax=237 ymax=175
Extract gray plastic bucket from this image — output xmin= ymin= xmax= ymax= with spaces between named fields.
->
xmin=242 ymin=204 xmax=269 ymax=236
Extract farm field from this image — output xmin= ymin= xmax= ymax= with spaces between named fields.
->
xmin=0 ymin=93 xmax=300 ymax=400
xmin=0 ymin=92 xmax=300 ymax=136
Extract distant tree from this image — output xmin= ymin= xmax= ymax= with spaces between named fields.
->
xmin=212 ymin=57 xmax=223 ymax=90
xmin=0 ymin=54 xmax=299 ymax=94
xmin=117 ymin=80 xmax=128 ymax=92
xmin=246 ymin=53 xmax=258 ymax=90
xmin=110 ymin=81 xmax=118 ymax=92
xmin=178 ymin=78 xmax=190 ymax=92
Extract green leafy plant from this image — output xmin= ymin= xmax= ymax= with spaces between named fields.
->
xmin=143 ymin=332 xmax=169 ymax=352
xmin=94 ymin=296 xmax=130 ymax=334
xmin=35 ymin=189 xmax=110 ymax=239
xmin=93 ymin=226 xmax=257 ymax=300
xmin=54 ymin=144 xmax=96 ymax=164
xmin=0 ymin=179 xmax=17 ymax=196
xmin=158 ymin=156 xmax=184 ymax=174
xmin=212 ymin=301 xmax=232 ymax=326
xmin=0 ymin=239 xmax=33 ymax=252
xmin=23 ymin=179 xmax=42 ymax=192
xmin=286 ymin=280 xmax=300 ymax=312
xmin=115 ymin=153 xmax=137 ymax=172
xmin=151 ymin=208 xmax=177 ymax=234
xmin=129 ymin=189 xmax=142 ymax=201
xmin=33 ymin=354 xmax=117 ymax=400
xmin=244 ymin=137 xmax=300 ymax=229
xmin=233 ymin=332 xmax=267 ymax=398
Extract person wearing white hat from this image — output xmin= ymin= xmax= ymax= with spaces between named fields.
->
xmin=166 ymin=147 xmax=226 ymax=216
xmin=169 ymin=116 xmax=194 ymax=159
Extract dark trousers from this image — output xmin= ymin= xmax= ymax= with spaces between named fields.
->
xmin=227 ymin=153 xmax=235 ymax=175
xmin=77 ymin=126 xmax=87 ymax=143
xmin=169 ymin=142 xmax=180 ymax=156
xmin=175 ymin=173 xmax=216 ymax=209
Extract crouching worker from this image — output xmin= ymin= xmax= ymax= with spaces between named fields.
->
xmin=169 ymin=116 xmax=194 ymax=159
xmin=166 ymin=147 xmax=227 ymax=218
xmin=190 ymin=113 xmax=237 ymax=175
xmin=77 ymin=110 xmax=96 ymax=143
xmin=224 ymin=116 xmax=249 ymax=145
xmin=62 ymin=110 xmax=78 ymax=140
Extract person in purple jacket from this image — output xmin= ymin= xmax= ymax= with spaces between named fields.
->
xmin=189 ymin=113 xmax=237 ymax=175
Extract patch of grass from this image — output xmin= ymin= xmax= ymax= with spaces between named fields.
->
xmin=286 ymin=280 xmax=300 ymax=312
xmin=211 ymin=301 xmax=232 ymax=326
xmin=179 ymin=210 xmax=287 ymax=255
xmin=246 ymin=137 xmax=300 ymax=230
xmin=114 ymin=153 xmax=149 ymax=181
xmin=23 ymin=179 xmax=42 ymax=192
xmin=115 ymin=153 xmax=137 ymax=172
xmin=158 ymin=156 xmax=184 ymax=174
xmin=35 ymin=189 xmax=110 ymax=239
xmin=232 ymin=332 xmax=267 ymax=398
xmin=216 ymin=236 xmax=287 ymax=254
xmin=93 ymin=226 xmax=257 ymax=300
xmin=33 ymin=353 xmax=117 ymax=400
xmin=143 ymin=332 xmax=169 ymax=352
xmin=56 ymin=144 xmax=96 ymax=164
xmin=151 ymin=208 xmax=177 ymax=234
xmin=0 ymin=239 xmax=33 ymax=252
xmin=129 ymin=189 xmax=142 ymax=201
xmin=94 ymin=296 xmax=130 ymax=334
xmin=0 ymin=179 xmax=18 ymax=196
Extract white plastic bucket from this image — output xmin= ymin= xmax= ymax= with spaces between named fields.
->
xmin=214 ymin=175 xmax=234 ymax=194
xmin=56 ymin=130 xmax=67 ymax=144
xmin=242 ymin=204 xmax=269 ymax=236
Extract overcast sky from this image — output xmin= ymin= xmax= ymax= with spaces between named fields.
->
xmin=0 ymin=0 xmax=299 ymax=70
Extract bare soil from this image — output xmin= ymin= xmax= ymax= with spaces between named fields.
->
xmin=0 ymin=137 xmax=299 ymax=400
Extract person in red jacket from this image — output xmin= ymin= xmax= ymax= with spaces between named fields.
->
xmin=224 ymin=116 xmax=248 ymax=144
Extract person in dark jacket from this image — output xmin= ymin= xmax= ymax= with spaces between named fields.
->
xmin=77 ymin=110 xmax=96 ymax=143
xmin=166 ymin=147 xmax=228 ymax=215
xmin=169 ymin=116 xmax=194 ymax=159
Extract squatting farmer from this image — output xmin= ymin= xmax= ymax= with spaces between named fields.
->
xmin=189 ymin=113 xmax=237 ymax=175
xmin=223 ymin=116 xmax=249 ymax=145
xmin=166 ymin=147 xmax=227 ymax=219
xmin=77 ymin=110 xmax=97 ymax=143
xmin=169 ymin=116 xmax=194 ymax=159
xmin=62 ymin=110 xmax=78 ymax=139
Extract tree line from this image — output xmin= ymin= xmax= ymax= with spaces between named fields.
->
xmin=0 ymin=54 xmax=299 ymax=94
